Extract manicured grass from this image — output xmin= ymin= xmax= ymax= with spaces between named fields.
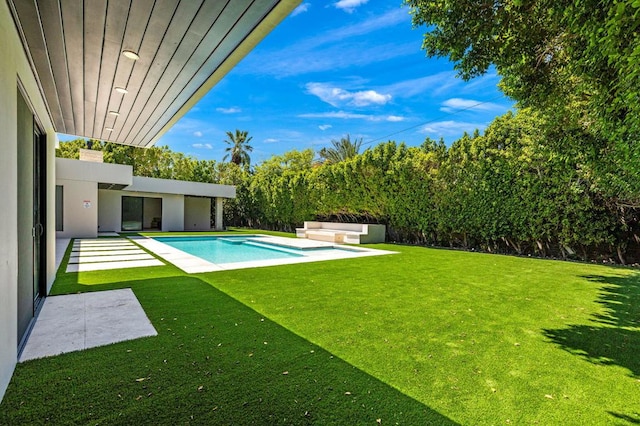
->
xmin=1 ymin=233 xmax=639 ymax=424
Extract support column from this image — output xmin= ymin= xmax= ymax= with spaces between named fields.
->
xmin=215 ymin=197 xmax=224 ymax=231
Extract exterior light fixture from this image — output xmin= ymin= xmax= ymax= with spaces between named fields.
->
xmin=108 ymin=111 xmax=120 ymax=116
xmin=114 ymin=87 xmax=128 ymax=94
xmin=121 ymin=50 xmax=140 ymax=60
xmin=105 ymin=127 xmax=114 ymax=132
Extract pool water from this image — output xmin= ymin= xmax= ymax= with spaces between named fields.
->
xmin=153 ymin=236 xmax=303 ymax=264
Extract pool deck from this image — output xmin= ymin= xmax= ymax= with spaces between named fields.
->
xmin=130 ymin=234 xmax=396 ymax=273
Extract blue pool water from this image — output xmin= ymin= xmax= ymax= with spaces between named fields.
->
xmin=153 ymin=236 xmax=303 ymax=264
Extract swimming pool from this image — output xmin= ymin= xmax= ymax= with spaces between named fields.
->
xmin=153 ymin=236 xmax=303 ymax=264
xmin=135 ymin=234 xmax=395 ymax=273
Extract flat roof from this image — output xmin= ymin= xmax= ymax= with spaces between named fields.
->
xmin=56 ymin=158 xmax=235 ymax=198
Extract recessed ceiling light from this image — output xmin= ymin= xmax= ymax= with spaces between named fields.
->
xmin=122 ymin=50 xmax=140 ymax=60
xmin=114 ymin=87 xmax=128 ymax=94
xmin=105 ymin=127 xmax=114 ymax=132
xmin=108 ymin=111 xmax=120 ymax=116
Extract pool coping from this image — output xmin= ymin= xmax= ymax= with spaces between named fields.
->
xmin=129 ymin=234 xmax=397 ymax=273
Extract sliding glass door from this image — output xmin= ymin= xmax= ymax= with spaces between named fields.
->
xmin=122 ymin=196 xmax=143 ymax=231
xmin=17 ymin=87 xmax=46 ymax=350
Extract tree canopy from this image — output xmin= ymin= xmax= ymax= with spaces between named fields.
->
xmin=318 ymin=134 xmax=364 ymax=164
xmin=404 ymin=0 xmax=640 ymax=206
xmin=223 ymin=130 xmax=253 ymax=168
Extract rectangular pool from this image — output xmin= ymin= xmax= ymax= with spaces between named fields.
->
xmin=135 ymin=234 xmax=395 ymax=273
xmin=153 ymin=236 xmax=304 ymax=264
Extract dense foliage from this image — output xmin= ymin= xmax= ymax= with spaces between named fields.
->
xmin=226 ymin=110 xmax=637 ymax=263
xmin=404 ymin=0 xmax=640 ymax=208
xmin=57 ymin=106 xmax=640 ymax=264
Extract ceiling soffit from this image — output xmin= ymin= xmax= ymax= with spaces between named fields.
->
xmin=8 ymin=0 xmax=300 ymax=147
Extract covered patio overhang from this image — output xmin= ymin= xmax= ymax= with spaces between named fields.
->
xmin=7 ymin=0 xmax=301 ymax=147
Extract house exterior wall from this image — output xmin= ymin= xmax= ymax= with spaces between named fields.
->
xmin=0 ymin=1 xmax=57 ymax=400
xmin=215 ymin=197 xmax=225 ymax=231
xmin=97 ymin=190 xmax=120 ymax=232
xmin=55 ymin=179 xmax=98 ymax=238
xmin=184 ymin=197 xmax=212 ymax=231
xmin=162 ymin=194 xmax=184 ymax=232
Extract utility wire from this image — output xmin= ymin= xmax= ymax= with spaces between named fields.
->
xmin=361 ymin=93 xmax=511 ymax=147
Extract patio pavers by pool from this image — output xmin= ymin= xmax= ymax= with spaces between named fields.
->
xmin=66 ymin=238 xmax=163 ymax=272
xmin=19 ymin=288 xmax=157 ymax=362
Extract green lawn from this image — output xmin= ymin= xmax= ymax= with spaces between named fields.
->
xmin=1 ymin=231 xmax=639 ymax=424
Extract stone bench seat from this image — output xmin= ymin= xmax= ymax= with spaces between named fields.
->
xmin=296 ymin=222 xmax=385 ymax=244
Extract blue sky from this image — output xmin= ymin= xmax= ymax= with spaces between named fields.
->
xmin=68 ymin=1 xmax=514 ymax=163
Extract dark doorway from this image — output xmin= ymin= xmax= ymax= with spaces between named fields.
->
xmin=122 ymin=196 xmax=162 ymax=231
xmin=17 ymin=87 xmax=47 ymax=350
xmin=122 ymin=196 xmax=143 ymax=231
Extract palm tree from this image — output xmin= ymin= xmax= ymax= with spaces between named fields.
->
xmin=318 ymin=134 xmax=363 ymax=164
xmin=223 ymin=129 xmax=253 ymax=168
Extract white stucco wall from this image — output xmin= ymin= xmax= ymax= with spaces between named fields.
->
xmin=162 ymin=194 xmax=184 ymax=232
xmin=0 ymin=1 xmax=57 ymax=401
xmin=55 ymin=179 xmax=98 ymax=238
xmin=184 ymin=197 xmax=212 ymax=231
xmin=98 ymin=190 xmax=121 ymax=232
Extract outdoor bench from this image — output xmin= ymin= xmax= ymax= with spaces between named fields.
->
xmin=295 ymin=221 xmax=385 ymax=244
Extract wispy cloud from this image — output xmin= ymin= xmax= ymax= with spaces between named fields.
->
xmin=382 ymin=72 xmax=458 ymax=98
xmin=192 ymin=143 xmax=213 ymax=149
xmin=440 ymin=98 xmax=504 ymax=113
xmin=299 ymin=111 xmax=405 ymax=122
xmin=238 ymin=9 xmax=411 ymax=76
xmin=291 ymin=3 xmax=310 ymax=16
xmin=334 ymin=0 xmax=369 ymax=13
xmin=319 ymin=124 xmax=332 ymax=130
xmin=216 ymin=107 xmax=241 ymax=114
xmin=306 ymin=82 xmax=391 ymax=107
xmin=421 ymin=120 xmax=486 ymax=137
xmin=264 ymin=138 xmax=279 ymax=143
xmin=193 ymin=131 xmax=203 ymax=137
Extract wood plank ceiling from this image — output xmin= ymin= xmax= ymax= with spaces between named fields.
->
xmin=8 ymin=0 xmax=299 ymax=147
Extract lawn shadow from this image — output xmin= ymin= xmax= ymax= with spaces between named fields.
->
xmin=542 ymin=273 xmax=640 ymax=377
xmin=1 ymin=276 xmax=457 ymax=425
xmin=543 ymin=272 xmax=640 ymax=424
xmin=608 ymin=411 xmax=640 ymax=424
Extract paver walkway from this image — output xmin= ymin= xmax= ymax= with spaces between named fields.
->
xmin=66 ymin=238 xmax=163 ymax=272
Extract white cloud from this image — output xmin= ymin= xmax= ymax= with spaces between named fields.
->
xmin=334 ymin=0 xmax=369 ymax=13
xmin=319 ymin=124 xmax=332 ymax=130
xmin=439 ymin=98 xmax=503 ymax=113
xmin=306 ymin=82 xmax=391 ymax=107
xmin=291 ymin=3 xmax=310 ymax=16
xmin=192 ymin=143 xmax=213 ymax=149
xmin=421 ymin=120 xmax=486 ymax=137
xmin=299 ymin=111 xmax=404 ymax=122
xmin=264 ymin=138 xmax=279 ymax=143
xmin=193 ymin=131 xmax=203 ymax=137
xmin=216 ymin=107 xmax=241 ymax=114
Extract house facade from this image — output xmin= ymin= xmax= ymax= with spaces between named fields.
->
xmin=0 ymin=0 xmax=300 ymax=401
xmin=56 ymin=156 xmax=236 ymax=238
